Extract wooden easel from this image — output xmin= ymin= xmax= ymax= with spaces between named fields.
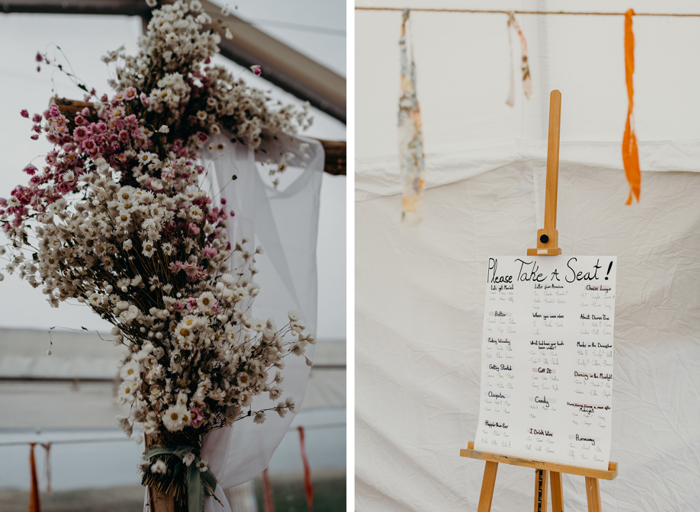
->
xmin=461 ymin=90 xmax=618 ymax=512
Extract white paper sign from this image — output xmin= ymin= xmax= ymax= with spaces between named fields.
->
xmin=474 ymin=256 xmax=616 ymax=470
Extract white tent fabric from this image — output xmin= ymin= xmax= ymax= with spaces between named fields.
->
xmin=143 ymin=139 xmax=323 ymax=511
xmin=356 ymin=1 xmax=700 ymax=510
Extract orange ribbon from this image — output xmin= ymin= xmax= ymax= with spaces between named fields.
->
xmin=623 ymin=9 xmax=641 ymax=204
xmin=297 ymin=426 xmax=314 ymax=512
xmin=28 ymin=443 xmax=41 ymax=512
xmin=262 ymin=467 xmax=275 ymax=512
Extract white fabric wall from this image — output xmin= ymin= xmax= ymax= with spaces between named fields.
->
xmin=356 ymin=1 xmax=700 ymax=510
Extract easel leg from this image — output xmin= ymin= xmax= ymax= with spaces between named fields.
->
xmin=477 ymin=461 xmax=498 ymax=512
xmin=533 ymin=469 xmax=548 ymax=512
xmin=550 ymin=471 xmax=564 ymax=512
xmin=585 ymin=477 xmax=602 ymax=512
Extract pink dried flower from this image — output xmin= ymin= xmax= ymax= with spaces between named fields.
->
xmin=189 ymin=408 xmax=204 ymax=428
xmin=74 ymin=126 xmax=89 ymax=140
xmin=20 ymin=109 xmax=29 ymax=118
xmin=251 ymin=65 xmax=261 ymax=76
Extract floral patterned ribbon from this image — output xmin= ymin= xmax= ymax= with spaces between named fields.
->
xmin=398 ymin=9 xmax=427 ymax=224
xmin=623 ymin=9 xmax=641 ymax=204
xmin=506 ymin=12 xmax=533 ymax=107
xmin=145 ymin=445 xmax=218 ymax=512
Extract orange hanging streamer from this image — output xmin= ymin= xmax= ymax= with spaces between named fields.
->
xmin=40 ymin=443 xmax=52 ymax=495
xmin=297 ymin=426 xmax=314 ymax=512
xmin=28 ymin=443 xmax=42 ymax=512
xmin=623 ymin=9 xmax=641 ymax=204
xmin=261 ymin=467 xmax=275 ymax=512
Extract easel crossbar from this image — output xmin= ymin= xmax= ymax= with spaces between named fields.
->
xmin=461 ymin=442 xmax=618 ymax=480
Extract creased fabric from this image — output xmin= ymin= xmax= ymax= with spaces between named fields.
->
xmin=356 ymin=154 xmax=700 ymax=511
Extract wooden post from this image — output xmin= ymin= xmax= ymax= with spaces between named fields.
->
xmin=585 ymin=477 xmax=602 ymax=512
xmin=477 ymin=461 xmax=498 ymax=512
xmin=528 ymin=90 xmax=562 ymax=256
xmin=534 ymin=469 xmax=548 ymax=512
xmin=145 ymin=435 xmax=176 ymax=512
xmin=550 ymin=471 xmax=565 ymax=512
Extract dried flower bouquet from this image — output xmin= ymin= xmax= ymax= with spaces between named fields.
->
xmin=0 ymin=1 xmax=314 ymax=509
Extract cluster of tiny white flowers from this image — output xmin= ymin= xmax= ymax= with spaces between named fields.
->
xmin=2 ymin=153 xmax=314 ymax=436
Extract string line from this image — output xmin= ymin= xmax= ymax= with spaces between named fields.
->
xmin=355 ymin=7 xmax=700 ymax=17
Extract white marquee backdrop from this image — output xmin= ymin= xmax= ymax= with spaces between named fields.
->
xmin=356 ymin=1 xmax=700 ymax=510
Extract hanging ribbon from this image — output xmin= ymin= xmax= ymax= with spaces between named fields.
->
xmin=398 ymin=8 xmax=427 ymax=224
xmin=297 ymin=426 xmax=314 ymax=511
xmin=28 ymin=443 xmax=41 ymax=512
xmin=623 ymin=9 xmax=641 ymax=204
xmin=506 ymin=12 xmax=533 ymax=107
xmin=144 ymin=445 xmax=219 ymax=512
xmin=40 ymin=443 xmax=52 ymax=495
xmin=262 ymin=468 xmax=275 ymax=512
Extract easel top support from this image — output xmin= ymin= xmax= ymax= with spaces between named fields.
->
xmin=528 ymin=90 xmax=563 ymax=256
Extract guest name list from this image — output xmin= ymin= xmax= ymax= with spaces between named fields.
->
xmin=473 ymin=256 xmax=616 ymax=470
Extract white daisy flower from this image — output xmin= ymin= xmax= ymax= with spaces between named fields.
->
xmin=142 ymin=241 xmax=156 ymax=258
xmin=274 ymin=402 xmax=288 ymax=418
xmin=208 ymin=388 xmax=225 ymax=402
xmin=87 ymin=293 xmax=103 ymax=307
xmin=120 ymin=360 xmax=141 ymax=380
xmin=162 ymin=242 xmax=174 ymax=255
xmin=137 ymin=152 xmax=154 ymax=165
xmin=285 ymin=396 xmax=297 ymax=413
xmin=197 ymin=291 xmax=216 ymax=313
xmin=151 ymin=460 xmax=167 ymax=474
xmin=162 ymin=403 xmax=189 ymax=432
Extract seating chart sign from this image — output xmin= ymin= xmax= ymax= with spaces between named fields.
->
xmin=474 ymin=256 xmax=617 ymax=470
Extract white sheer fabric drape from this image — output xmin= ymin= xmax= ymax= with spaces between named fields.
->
xmin=143 ymin=136 xmax=324 ymax=511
